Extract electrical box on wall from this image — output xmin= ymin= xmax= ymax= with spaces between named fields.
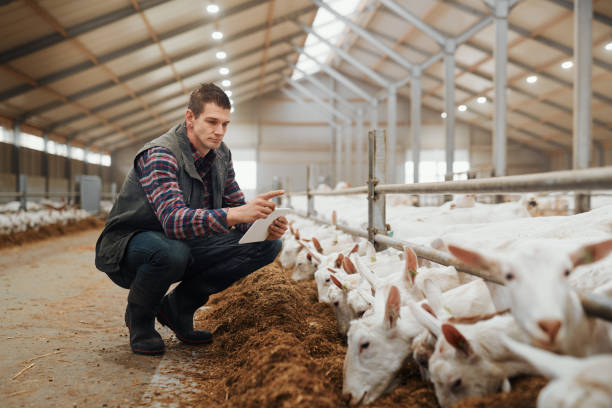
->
xmin=77 ymin=175 xmax=101 ymax=214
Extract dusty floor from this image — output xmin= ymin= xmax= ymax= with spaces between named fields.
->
xmin=0 ymin=226 xmax=547 ymax=407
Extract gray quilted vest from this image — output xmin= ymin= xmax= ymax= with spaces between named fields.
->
xmin=95 ymin=122 xmax=230 ymax=273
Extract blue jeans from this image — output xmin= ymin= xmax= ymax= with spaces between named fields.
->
xmin=109 ymin=230 xmax=282 ymax=309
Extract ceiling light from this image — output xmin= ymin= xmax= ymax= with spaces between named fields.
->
xmin=458 ymin=105 xmax=467 ymax=112
xmin=222 ymin=79 xmax=231 ymax=87
xmin=216 ymin=51 xmax=227 ymax=60
xmin=477 ymin=96 xmax=486 ymax=104
xmin=212 ymin=31 xmax=223 ymax=40
xmin=561 ymin=60 xmax=573 ymax=69
xmin=225 ymin=90 xmax=232 ymax=97
xmin=206 ymin=3 xmax=219 ymax=14
xmin=441 ymin=112 xmax=447 ymax=119
xmin=219 ymin=67 xmax=230 ymax=75
xmin=526 ymin=75 xmax=538 ymax=84
xmin=229 ymin=99 xmax=234 ymax=106
xmin=230 ymin=107 xmax=235 ymax=113
xmin=605 ymin=42 xmax=612 ymax=51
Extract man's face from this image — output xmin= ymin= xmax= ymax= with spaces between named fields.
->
xmin=186 ymin=102 xmax=231 ymax=153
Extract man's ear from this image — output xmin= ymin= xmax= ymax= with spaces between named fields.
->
xmin=185 ymin=109 xmax=195 ymax=127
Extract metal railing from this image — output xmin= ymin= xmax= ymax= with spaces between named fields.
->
xmin=285 ymin=129 xmax=612 ymax=322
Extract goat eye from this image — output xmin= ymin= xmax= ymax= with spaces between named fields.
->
xmin=359 ymin=342 xmax=370 ymax=352
xmin=563 ymin=269 xmax=570 ymax=277
xmin=357 ymin=311 xmax=365 ymax=318
xmin=451 ymin=378 xmax=462 ymax=390
xmin=325 ymin=279 xmax=330 ymax=283
xmin=333 ymin=301 xmax=339 ymax=307
xmin=505 ymin=273 xmax=514 ymax=281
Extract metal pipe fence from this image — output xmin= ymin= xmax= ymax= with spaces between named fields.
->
xmin=284 ymin=129 xmax=612 ymax=322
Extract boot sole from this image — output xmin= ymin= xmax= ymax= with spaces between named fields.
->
xmin=157 ymin=310 xmax=213 ymax=345
xmin=131 ymin=346 xmax=165 ymax=356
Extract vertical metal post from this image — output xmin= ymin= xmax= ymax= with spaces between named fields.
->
xmin=444 ymin=40 xmax=456 ymax=183
xmin=357 ymin=108 xmax=365 ymax=185
xmin=285 ymin=176 xmax=293 ymax=208
xmin=493 ymin=0 xmax=509 ymax=178
xmin=306 ymin=164 xmax=315 ymax=216
xmin=367 ymin=129 xmax=387 ymax=251
xmin=574 ymin=0 xmax=592 ymax=213
xmin=345 ymin=118 xmax=352 ymax=186
xmin=387 ymin=85 xmax=397 ymax=184
xmin=411 ymin=69 xmax=422 ymax=184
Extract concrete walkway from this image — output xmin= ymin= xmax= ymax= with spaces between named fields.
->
xmin=0 ymin=229 xmax=201 ymax=408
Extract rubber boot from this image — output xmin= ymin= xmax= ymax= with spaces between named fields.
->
xmin=156 ymin=290 xmax=212 ymax=345
xmin=125 ymin=303 xmax=165 ymax=355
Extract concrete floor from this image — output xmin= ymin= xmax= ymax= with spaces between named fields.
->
xmin=0 ymin=229 xmax=203 ymax=408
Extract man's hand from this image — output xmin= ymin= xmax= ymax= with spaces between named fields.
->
xmin=226 ymin=190 xmax=284 ymax=226
xmin=266 ymin=216 xmax=288 ymax=240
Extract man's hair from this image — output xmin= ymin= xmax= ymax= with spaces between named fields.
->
xmin=187 ymin=83 xmax=231 ymax=117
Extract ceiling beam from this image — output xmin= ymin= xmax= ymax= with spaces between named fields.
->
xmin=0 ymin=0 xmax=169 ymax=64
xmin=0 ymin=0 xmax=298 ymax=103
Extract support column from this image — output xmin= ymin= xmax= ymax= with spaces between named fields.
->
xmin=357 ymin=108 xmax=364 ymax=185
xmin=66 ymin=143 xmax=72 ymax=204
xmin=444 ymin=40 xmax=456 ymax=184
xmin=370 ymin=99 xmax=378 ymax=131
xmin=492 ymin=0 xmax=509 ymax=178
xmin=336 ymin=125 xmax=342 ymax=184
xmin=573 ymin=0 xmax=592 ymax=213
xmin=12 ymin=122 xmax=21 ymax=194
xmin=411 ymin=68 xmax=422 ymax=184
xmin=387 ymin=85 xmax=397 ymax=184
xmin=345 ymin=118 xmax=352 ymax=186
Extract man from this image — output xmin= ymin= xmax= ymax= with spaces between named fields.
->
xmin=95 ymin=83 xmax=288 ymax=355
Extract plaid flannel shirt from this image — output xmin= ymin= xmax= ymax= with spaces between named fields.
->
xmin=135 ymin=143 xmax=249 ymax=240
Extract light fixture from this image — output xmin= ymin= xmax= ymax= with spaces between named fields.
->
xmin=561 ymin=60 xmax=573 ymax=69
xmin=229 ymin=98 xmax=234 ymax=105
xmin=225 ymin=90 xmax=232 ymax=97
xmin=219 ymin=67 xmax=230 ymax=75
xmin=526 ymin=75 xmax=538 ymax=84
xmin=230 ymin=107 xmax=235 ymax=113
xmin=441 ymin=112 xmax=447 ymax=119
xmin=222 ymin=79 xmax=231 ymax=87
xmin=605 ymin=42 xmax=612 ymax=51
xmin=458 ymin=105 xmax=467 ymax=112
xmin=216 ymin=51 xmax=227 ymax=60
xmin=477 ymin=96 xmax=486 ymax=104
xmin=206 ymin=4 xmax=220 ymax=14
xmin=212 ymin=31 xmax=223 ymax=40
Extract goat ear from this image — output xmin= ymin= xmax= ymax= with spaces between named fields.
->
xmin=329 ymin=274 xmax=343 ymax=290
xmin=570 ymin=238 xmax=612 ymax=268
xmin=342 ymin=256 xmax=357 ymax=274
xmin=404 ymin=246 xmax=418 ymax=285
xmin=408 ymin=300 xmax=442 ymax=338
xmin=441 ymin=323 xmax=472 ymax=356
xmin=423 ymin=279 xmax=443 ymax=315
xmin=501 ymin=378 xmax=511 ymax=393
xmin=327 ymin=267 xmax=336 ymax=274
xmin=331 ymin=210 xmax=337 ymax=226
xmin=384 ymin=286 xmax=401 ymax=329
xmin=335 ymin=253 xmax=344 ymax=268
xmin=448 ymin=244 xmax=498 ymax=272
xmin=312 ymin=237 xmax=324 ymax=254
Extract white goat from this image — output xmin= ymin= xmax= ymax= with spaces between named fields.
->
xmin=503 ymin=336 xmax=612 ymax=408
xmin=447 ymin=238 xmax=612 ymax=356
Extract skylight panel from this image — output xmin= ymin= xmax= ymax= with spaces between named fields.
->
xmin=291 ymin=0 xmax=362 ymax=80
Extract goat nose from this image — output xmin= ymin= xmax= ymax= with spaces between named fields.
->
xmin=342 ymin=392 xmax=352 ymax=405
xmin=538 ymin=319 xmax=562 ymax=343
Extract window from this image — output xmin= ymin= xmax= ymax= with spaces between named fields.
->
xmin=404 ymin=150 xmax=470 ymax=183
xmin=233 ymin=161 xmax=257 ymax=190
xmin=0 ymin=126 xmax=111 ymax=166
